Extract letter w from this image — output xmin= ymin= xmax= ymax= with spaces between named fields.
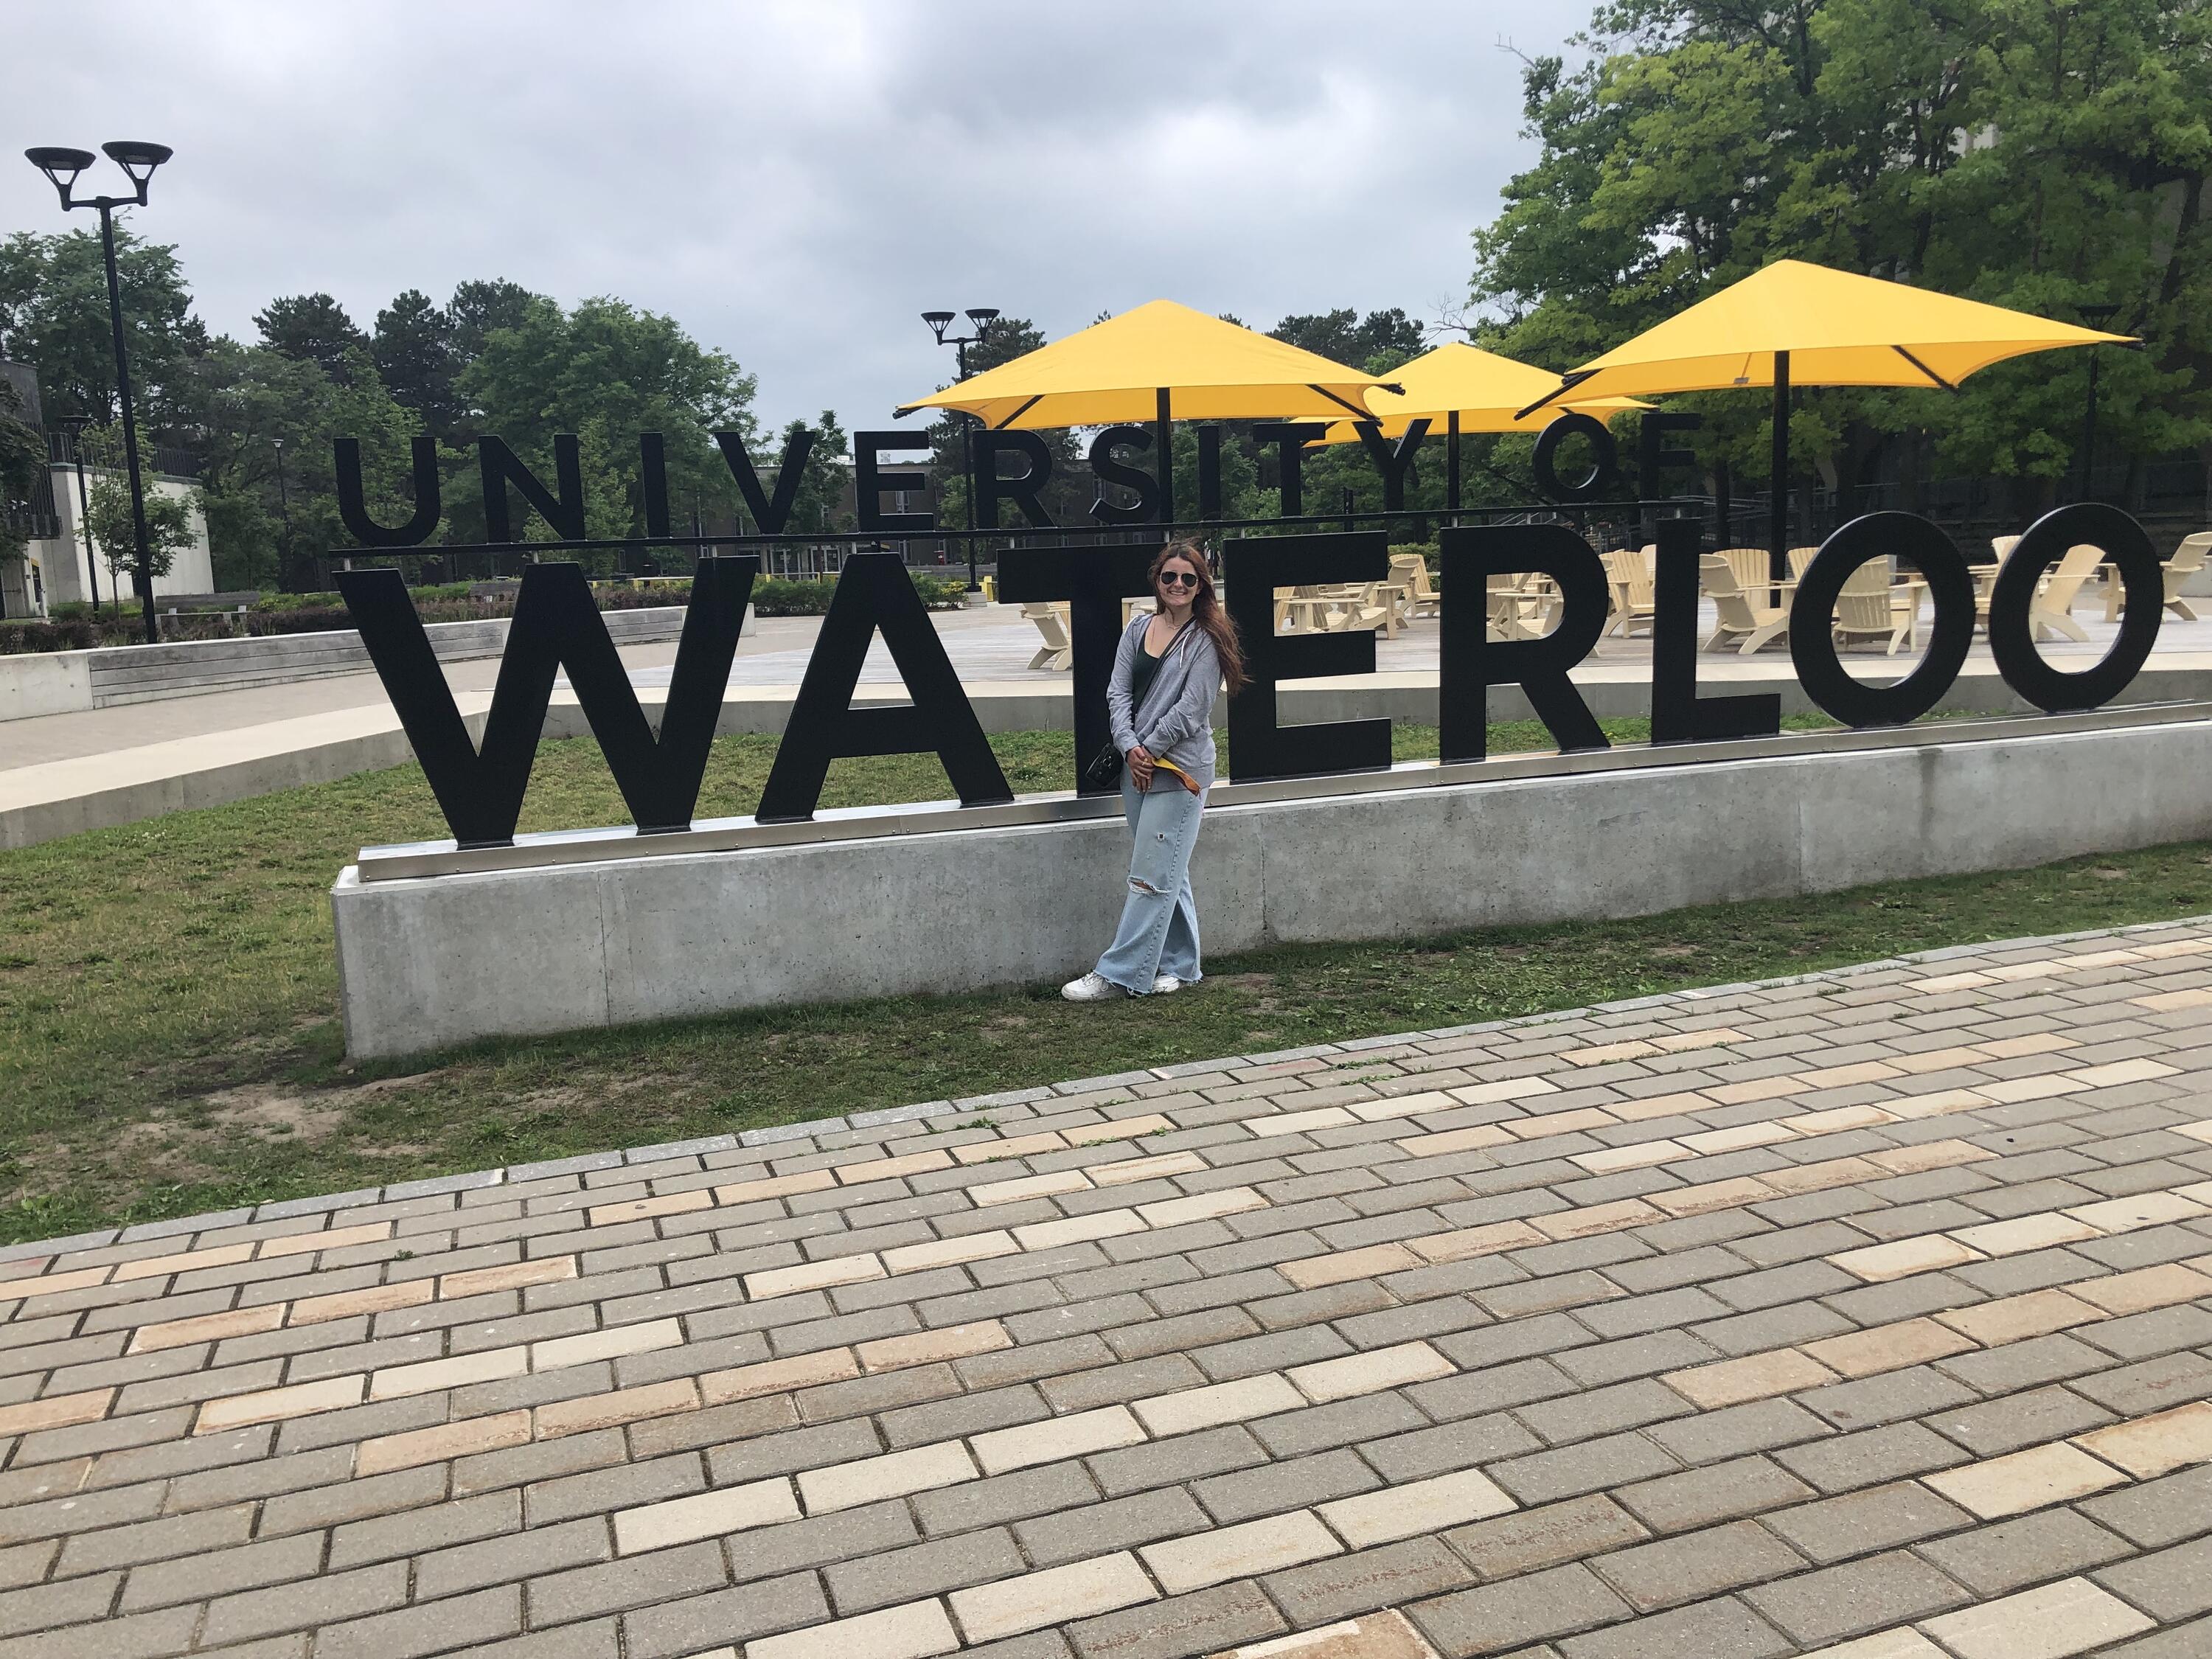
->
xmin=337 ymin=558 xmax=757 ymax=846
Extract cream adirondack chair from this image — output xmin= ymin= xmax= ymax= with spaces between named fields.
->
xmin=1389 ymin=553 xmax=1441 ymax=619
xmin=2105 ymin=532 xmax=2208 ymax=623
xmin=1830 ymin=561 xmax=1916 ymax=655
xmin=2164 ymin=533 xmax=2208 ymax=621
xmin=1485 ymin=571 xmax=1551 ymax=640
xmin=1701 ymin=554 xmax=1790 ymax=654
xmin=1787 ymin=546 xmax=1821 ymax=580
xmin=1340 ymin=582 xmax=1397 ymax=636
xmin=1602 ymin=547 xmax=1656 ymax=636
xmin=1714 ymin=547 xmax=1771 ymax=594
xmin=2030 ymin=543 xmax=2104 ymax=643
xmin=1020 ymin=602 xmax=1073 ymax=671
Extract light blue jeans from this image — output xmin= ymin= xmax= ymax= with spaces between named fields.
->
xmin=1094 ymin=772 xmax=1206 ymax=993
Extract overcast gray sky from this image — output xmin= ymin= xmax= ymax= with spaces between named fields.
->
xmin=4 ymin=1 xmax=1578 ymax=433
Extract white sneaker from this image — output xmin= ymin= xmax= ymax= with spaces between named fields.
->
xmin=1150 ymin=975 xmax=1184 ymax=995
xmin=1061 ymin=972 xmax=1127 ymax=1002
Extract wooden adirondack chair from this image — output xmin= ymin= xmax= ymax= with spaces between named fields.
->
xmin=2030 ymin=543 xmax=2104 ymax=643
xmin=1830 ymin=561 xmax=1915 ymax=655
xmin=2163 ymin=533 xmax=2209 ymax=621
xmin=1020 ymin=603 xmax=1073 ymax=671
xmin=1389 ymin=552 xmax=1441 ymax=619
xmin=1701 ymin=554 xmax=1790 ymax=654
xmin=1602 ymin=547 xmax=1656 ymax=637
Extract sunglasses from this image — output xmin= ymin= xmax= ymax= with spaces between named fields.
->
xmin=1158 ymin=570 xmax=1200 ymax=588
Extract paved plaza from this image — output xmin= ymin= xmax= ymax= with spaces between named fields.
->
xmin=6 ymin=922 xmax=2212 ymax=1658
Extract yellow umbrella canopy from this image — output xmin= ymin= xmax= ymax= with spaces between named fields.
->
xmin=1532 ymin=258 xmax=2132 ymax=404
xmin=894 ymin=299 xmax=1393 ymax=430
xmin=1315 ymin=341 xmax=1649 ymax=442
xmin=1516 ymin=258 xmax=2135 ymax=560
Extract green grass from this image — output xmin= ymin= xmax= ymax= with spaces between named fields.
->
xmin=3 ymin=719 xmax=2208 ymax=1245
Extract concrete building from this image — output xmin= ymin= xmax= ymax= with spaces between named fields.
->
xmin=0 ymin=358 xmax=214 ymax=620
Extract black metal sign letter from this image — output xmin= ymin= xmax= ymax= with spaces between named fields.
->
xmin=757 ymin=552 xmax=1012 ymax=821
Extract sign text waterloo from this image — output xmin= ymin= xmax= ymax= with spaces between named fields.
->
xmin=329 ymin=422 xmax=2170 ymax=852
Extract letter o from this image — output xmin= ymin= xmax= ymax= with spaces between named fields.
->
xmin=1790 ymin=513 xmax=1975 ymax=728
xmin=1531 ymin=413 xmax=1620 ymax=501
xmin=1986 ymin=503 xmax=2162 ymax=713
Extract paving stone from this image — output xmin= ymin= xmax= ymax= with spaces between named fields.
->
xmin=1558 ymin=1596 xmax=1795 ymax=1659
xmin=16 ymin=926 xmax=2212 ymax=1659
xmin=1915 ymin=1506 xmax=2135 ymax=1594
xmin=2092 ymin=1535 xmax=2212 ymax=1620
xmin=1409 ymin=1562 xmax=1633 ymax=1655
xmin=1921 ymin=1575 xmax=2156 ymax=1658
xmin=1262 ymin=1536 xmax=1477 ymax=1627
xmin=824 ymin=1527 xmax=1027 ymax=1615
xmin=1016 ymin=1487 xmax=1211 ymax=1568
xmin=1761 ymin=1480 xmax=1973 ymax=1562
xmin=1613 ymin=1455 xmax=1817 ymax=1533
xmin=2078 ymin=1462 xmax=2212 ymax=1547
xmin=1742 ymin=1549 xmax=1972 ymax=1646
xmin=1443 ymin=1495 xmax=1651 ymax=1582
xmin=1586 ymin=1518 xmax=1807 ymax=1610
xmin=1065 ymin=1581 xmax=1286 ymax=1659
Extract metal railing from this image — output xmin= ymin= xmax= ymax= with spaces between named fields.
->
xmin=44 ymin=428 xmax=201 ymax=480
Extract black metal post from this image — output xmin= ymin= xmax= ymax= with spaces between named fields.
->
xmin=272 ymin=437 xmax=294 ymax=587
xmin=1154 ymin=388 xmax=1173 ymax=528
xmin=1769 ymin=349 xmax=1790 ymax=581
xmin=2080 ymin=349 xmax=2102 ymax=504
xmin=96 ymin=203 xmax=159 ymax=642
xmin=1447 ymin=410 xmax=1461 ymax=513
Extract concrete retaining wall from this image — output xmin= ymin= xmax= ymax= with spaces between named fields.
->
xmin=0 ymin=605 xmax=698 ymax=721
xmin=330 ymin=716 xmax=2212 ymax=1058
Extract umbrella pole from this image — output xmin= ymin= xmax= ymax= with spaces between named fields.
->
xmin=1770 ymin=349 xmax=1791 ymax=582
xmin=1155 ymin=388 xmax=1173 ymax=529
xmin=1447 ymin=411 xmax=1461 ymax=514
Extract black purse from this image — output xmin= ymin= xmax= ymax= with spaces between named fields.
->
xmin=1082 ymin=742 xmax=1125 ymax=790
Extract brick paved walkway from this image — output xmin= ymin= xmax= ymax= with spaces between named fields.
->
xmin=6 ymin=921 xmax=2212 ymax=1659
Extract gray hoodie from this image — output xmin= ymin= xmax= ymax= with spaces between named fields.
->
xmin=1107 ymin=614 xmax=1223 ymax=790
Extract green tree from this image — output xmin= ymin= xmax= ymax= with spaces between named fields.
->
xmin=254 ymin=293 xmax=369 ymax=383
xmin=372 ymin=290 xmax=462 ymax=434
xmin=781 ymin=410 xmax=853 ymax=535
xmin=0 ymin=227 xmax=201 ymax=429
xmin=447 ymin=279 xmax=542 ymax=380
xmin=77 ymin=427 xmax=196 ymax=590
xmin=0 ymin=380 xmax=44 ymax=570
xmin=1270 ymin=308 xmax=1427 ymax=375
xmin=456 ymin=295 xmax=757 ymax=562
xmin=189 ymin=339 xmax=432 ymax=591
xmin=1470 ymin=0 xmax=2212 ymax=510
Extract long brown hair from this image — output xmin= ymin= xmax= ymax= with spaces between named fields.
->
xmin=1151 ymin=539 xmax=1247 ymax=695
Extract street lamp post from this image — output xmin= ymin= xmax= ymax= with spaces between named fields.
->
xmin=53 ymin=414 xmax=100 ymax=616
xmin=922 ymin=307 xmax=999 ymax=593
xmin=24 ymin=142 xmax=173 ymax=645
xmin=2077 ymin=302 xmax=2121 ymax=505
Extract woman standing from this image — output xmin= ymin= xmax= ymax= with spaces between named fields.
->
xmin=1062 ymin=540 xmax=1246 ymax=1001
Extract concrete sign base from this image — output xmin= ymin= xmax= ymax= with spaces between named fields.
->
xmin=330 ymin=713 xmax=2212 ymax=1060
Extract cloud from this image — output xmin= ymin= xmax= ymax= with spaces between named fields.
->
xmin=2 ymin=0 xmax=1569 ymax=432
